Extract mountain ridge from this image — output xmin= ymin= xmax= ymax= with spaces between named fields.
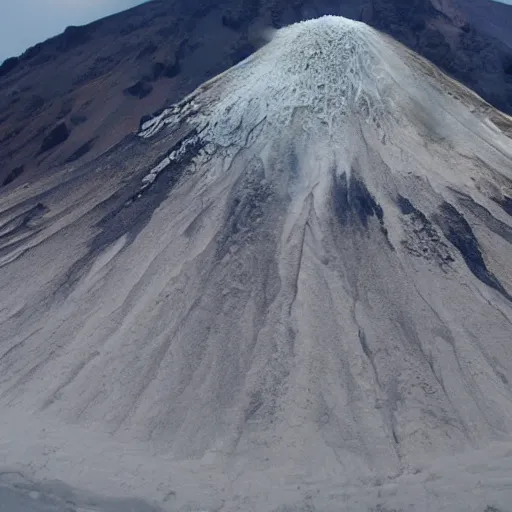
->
xmin=1 ymin=0 xmax=512 ymax=192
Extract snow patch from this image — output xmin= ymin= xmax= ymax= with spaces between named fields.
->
xmin=138 ymin=16 xmax=390 ymax=151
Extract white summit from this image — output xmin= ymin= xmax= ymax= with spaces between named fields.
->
xmin=1 ymin=16 xmax=512 ymax=512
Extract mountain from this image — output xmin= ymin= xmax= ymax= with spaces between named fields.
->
xmin=1 ymin=0 xmax=512 ymax=192
xmin=1 ymin=15 xmax=512 ymax=512
xmin=442 ymin=0 xmax=512 ymax=48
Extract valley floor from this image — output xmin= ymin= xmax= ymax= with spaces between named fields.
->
xmin=1 ymin=409 xmax=512 ymax=512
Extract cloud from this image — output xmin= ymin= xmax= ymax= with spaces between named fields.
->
xmin=0 ymin=0 xmax=146 ymax=62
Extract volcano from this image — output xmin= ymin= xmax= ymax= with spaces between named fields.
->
xmin=1 ymin=15 xmax=512 ymax=512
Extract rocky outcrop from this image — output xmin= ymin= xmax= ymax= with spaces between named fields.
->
xmin=0 ymin=57 xmax=19 ymax=78
xmin=124 ymin=80 xmax=153 ymax=99
xmin=2 ymin=165 xmax=24 ymax=187
xmin=39 ymin=123 xmax=70 ymax=154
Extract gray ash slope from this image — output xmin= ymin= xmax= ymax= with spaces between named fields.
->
xmin=1 ymin=16 xmax=512 ymax=512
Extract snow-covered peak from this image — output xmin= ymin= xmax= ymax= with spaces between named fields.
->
xmin=199 ymin=16 xmax=389 ymax=146
xmin=137 ymin=15 xmax=512 ymax=195
xmin=139 ymin=16 xmax=393 ymax=146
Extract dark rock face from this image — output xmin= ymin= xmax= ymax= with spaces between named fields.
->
xmin=396 ymin=195 xmax=416 ymax=215
xmin=124 ymin=80 xmax=153 ymax=99
xmin=0 ymin=57 xmax=19 ymax=77
xmin=1 ymin=0 xmax=512 ymax=181
xmin=493 ymin=195 xmax=512 ymax=217
xmin=23 ymin=95 xmax=45 ymax=118
xmin=231 ymin=42 xmax=257 ymax=65
xmin=162 ymin=60 xmax=181 ymax=79
xmin=65 ymin=139 xmax=96 ymax=163
xmin=333 ymin=171 xmax=384 ymax=229
xmin=397 ymin=195 xmax=455 ymax=266
xmin=455 ymin=191 xmax=512 ymax=244
xmin=434 ymin=201 xmax=511 ymax=300
xmin=57 ymin=25 xmax=93 ymax=52
xmin=70 ymin=114 xmax=87 ymax=126
xmin=39 ymin=123 xmax=70 ymax=154
xmin=2 ymin=165 xmax=24 ymax=187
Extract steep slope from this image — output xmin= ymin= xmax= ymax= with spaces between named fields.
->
xmin=446 ymin=0 xmax=512 ymax=48
xmin=1 ymin=0 xmax=512 ymax=193
xmin=1 ymin=16 xmax=512 ymax=511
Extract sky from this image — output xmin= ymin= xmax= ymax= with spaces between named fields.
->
xmin=0 ymin=0 xmax=147 ymax=62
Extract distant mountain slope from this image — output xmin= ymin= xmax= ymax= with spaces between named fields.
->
xmin=454 ymin=0 xmax=512 ymax=48
xmin=0 ymin=0 xmax=511 ymax=191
